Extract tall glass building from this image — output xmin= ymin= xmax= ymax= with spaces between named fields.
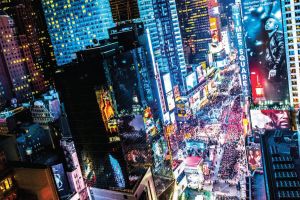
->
xmin=137 ymin=0 xmax=187 ymax=112
xmin=56 ymin=23 xmax=167 ymax=189
xmin=41 ymin=0 xmax=115 ymax=66
xmin=176 ymin=0 xmax=211 ymax=65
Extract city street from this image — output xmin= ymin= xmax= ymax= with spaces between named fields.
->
xmin=181 ymin=63 xmax=248 ymax=199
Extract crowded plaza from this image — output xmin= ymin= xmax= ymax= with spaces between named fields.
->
xmin=179 ymin=63 xmax=248 ymax=199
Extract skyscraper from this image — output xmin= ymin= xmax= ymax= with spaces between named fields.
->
xmin=281 ymin=0 xmax=300 ymax=108
xmin=56 ymin=23 xmax=165 ymax=190
xmin=176 ymin=0 xmax=211 ymax=65
xmin=137 ymin=0 xmax=187 ymax=124
xmin=0 ymin=12 xmax=32 ymax=104
xmin=153 ymin=0 xmax=187 ymax=91
xmin=109 ymin=0 xmax=139 ymax=22
xmin=41 ymin=0 xmax=115 ymax=66
xmin=1 ymin=0 xmax=57 ymax=92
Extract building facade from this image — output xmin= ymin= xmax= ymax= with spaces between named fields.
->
xmin=0 ymin=12 xmax=32 ymax=103
xmin=55 ymin=23 xmax=167 ymax=190
xmin=176 ymin=0 xmax=211 ymax=65
xmin=137 ymin=0 xmax=187 ymax=126
xmin=30 ymin=90 xmax=61 ymax=128
xmin=41 ymin=0 xmax=115 ymax=66
xmin=281 ymin=0 xmax=300 ymax=108
xmin=60 ymin=139 xmax=88 ymax=200
xmin=1 ymin=0 xmax=57 ymax=93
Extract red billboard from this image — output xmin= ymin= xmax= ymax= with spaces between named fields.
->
xmin=250 ymin=110 xmax=290 ymax=130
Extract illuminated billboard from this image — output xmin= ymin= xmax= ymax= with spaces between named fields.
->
xmin=250 ymin=110 xmax=290 ymax=130
xmin=232 ymin=5 xmax=250 ymax=102
xmin=247 ymin=147 xmax=262 ymax=171
xmin=120 ymin=115 xmax=152 ymax=165
xmin=189 ymin=91 xmax=200 ymax=113
xmin=163 ymin=73 xmax=172 ymax=93
xmin=186 ymin=140 xmax=206 ymax=156
xmin=186 ymin=72 xmax=197 ymax=91
xmin=173 ymin=85 xmax=181 ymax=100
xmin=166 ymin=91 xmax=175 ymax=111
xmin=196 ymin=65 xmax=205 ymax=84
xmin=241 ymin=0 xmax=289 ymax=104
xmin=170 ymin=112 xmax=176 ymax=124
xmin=152 ymin=139 xmax=167 ymax=168
xmin=49 ymin=99 xmax=61 ymax=120
xmin=51 ymin=163 xmax=69 ymax=197
xmin=95 ymin=89 xmax=116 ymax=133
xmin=210 ymin=17 xmax=219 ymax=42
xmin=143 ymin=107 xmax=157 ymax=136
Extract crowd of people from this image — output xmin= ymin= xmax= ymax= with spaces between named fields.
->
xmin=224 ymin=96 xmax=243 ymax=143
xmin=197 ymin=94 xmax=229 ymax=124
xmin=218 ymin=143 xmax=240 ymax=180
xmin=179 ymin=63 xmax=248 ymax=197
xmin=225 ymin=124 xmax=242 ymax=143
xmin=193 ymin=124 xmax=223 ymax=140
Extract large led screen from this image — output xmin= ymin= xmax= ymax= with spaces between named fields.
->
xmin=120 ymin=115 xmax=151 ymax=165
xmin=163 ymin=73 xmax=172 ymax=93
xmin=250 ymin=110 xmax=290 ymax=130
xmin=242 ymin=0 xmax=289 ymax=104
xmin=247 ymin=147 xmax=262 ymax=171
xmin=51 ymin=163 xmax=69 ymax=197
xmin=166 ymin=91 xmax=175 ymax=111
xmin=186 ymin=72 xmax=197 ymax=91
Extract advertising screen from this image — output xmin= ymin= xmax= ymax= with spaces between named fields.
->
xmin=95 ymin=89 xmax=115 ymax=133
xmin=210 ymin=17 xmax=219 ymax=42
xmin=193 ymin=92 xmax=200 ymax=103
xmin=51 ymin=163 xmax=69 ymax=197
xmin=120 ymin=115 xmax=151 ymax=165
xmin=153 ymin=139 xmax=167 ymax=165
xmin=186 ymin=72 xmax=197 ymax=91
xmin=196 ymin=66 xmax=205 ymax=84
xmin=242 ymin=0 xmax=289 ymax=104
xmin=143 ymin=108 xmax=157 ymax=136
xmin=49 ymin=99 xmax=61 ymax=120
xmin=250 ymin=110 xmax=290 ymax=130
xmin=163 ymin=73 xmax=172 ymax=93
xmin=173 ymin=85 xmax=181 ymax=100
xmin=186 ymin=140 xmax=206 ymax=156
xmin=170 ymin=112 xmax=176 ymax=124
xmin=247 ymin=147 xmax=262 ymax=171
xmin=166 ymin=91 xmax=175 ymax=111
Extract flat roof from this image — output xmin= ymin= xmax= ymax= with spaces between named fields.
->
xmin=185 ymin=156 xmax=202 ymax=167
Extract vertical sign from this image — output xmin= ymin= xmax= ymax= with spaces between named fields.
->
xmin=232 ymin=5 xmax=251 ymax=102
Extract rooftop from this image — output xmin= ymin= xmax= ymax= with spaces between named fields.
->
xmin=0 ymin=107 xmax=25 ymax=119
xmin=261 ymin=129 xmax=300 ymax=200
xmin=185 ymin=156 xmax=203 ymax=167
